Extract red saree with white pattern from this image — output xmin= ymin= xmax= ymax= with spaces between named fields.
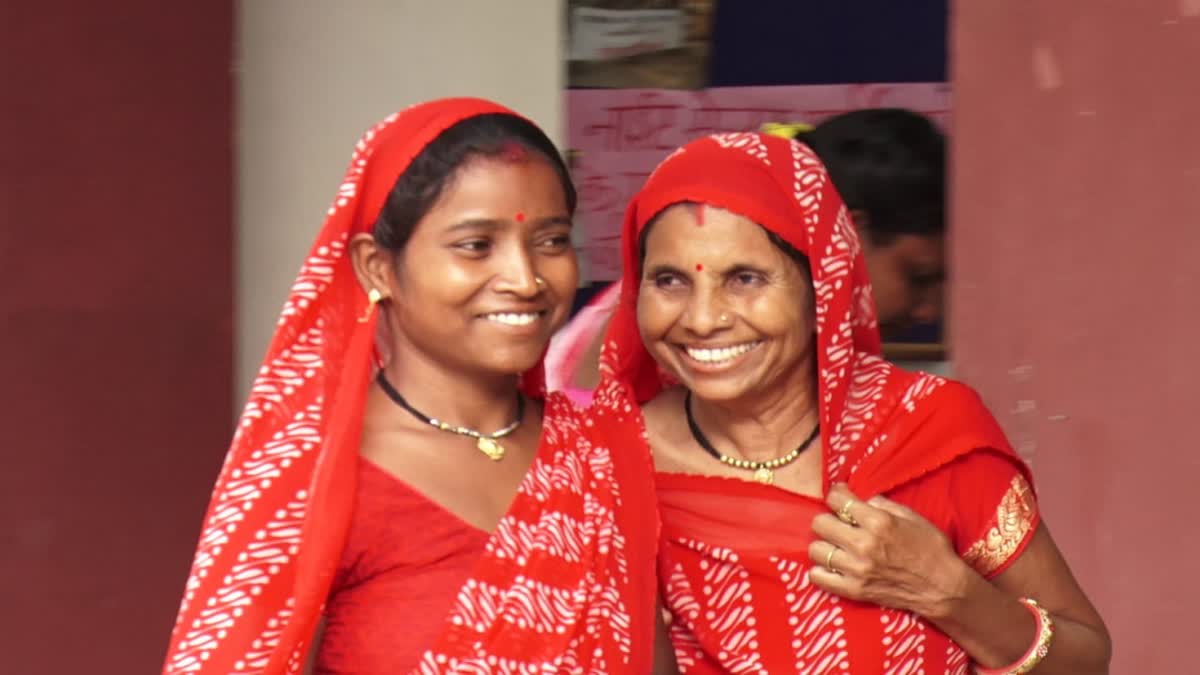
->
xmin=162 ymin=98 xmax=659 ymax=674
xmin=596 ymin=132 xmax=1039 ymax=674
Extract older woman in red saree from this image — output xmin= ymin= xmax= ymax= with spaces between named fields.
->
xmin=162 ymin=98 xmax=671 ymax=674
xmin=593 ymin=132 xmax=1111 ymax=673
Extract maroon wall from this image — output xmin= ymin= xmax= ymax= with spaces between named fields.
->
xmin=0 ymin=2 xmax=233 ymax=672
xmin=953 ymin=2 xmax=1200 ymax=672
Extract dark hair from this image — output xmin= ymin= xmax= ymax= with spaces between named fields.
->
xmin=373 ymin=113 xmax=576 ymax=250
xmin=796 ymin=108 xmax=944 ymax=245
xmin=636 ymin=204 xmax=812 ymax=294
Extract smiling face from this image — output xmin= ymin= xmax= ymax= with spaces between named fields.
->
xmin=364 ymin=155 xmax=578 ymax=378
xmin=636 ymin=203 xmax=816 ymax=405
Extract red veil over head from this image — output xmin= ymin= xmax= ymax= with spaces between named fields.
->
xmin=164 ymin=99 xmax=658 ymax=674
xmin=596 ymin=132 xmax=1035 ymax=673
xmin=601 ymin=130 xmax=1029 ymax=493
xmin=601 ymin=131 xmax=898 ymax=490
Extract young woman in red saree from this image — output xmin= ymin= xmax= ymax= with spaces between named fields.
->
xmin=594 ymin=132 xmax=1111 ymax=673
xmin=162 ymin=98 xmax=670 ymax=674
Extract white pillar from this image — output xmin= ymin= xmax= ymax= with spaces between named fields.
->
xmin=236 ymin=0 xmax=565 ymax=402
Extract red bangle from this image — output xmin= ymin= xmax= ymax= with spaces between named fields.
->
xmin=975 ymin=597 xmax=1055 ymax=674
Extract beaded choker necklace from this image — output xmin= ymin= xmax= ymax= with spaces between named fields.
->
xmin=376 ymin=371 xmax=523 ymax=460
xmin=684 ymin=391 xmax=819 ymax=484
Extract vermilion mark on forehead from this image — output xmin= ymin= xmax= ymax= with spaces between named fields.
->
xmin=515 ymin=212 xmax=526 ymax=223
xmin=695 ymin=203 xmax=705 ymax=226
xmin=497 ymin=140 xmax=530 ymax=162
xmin=695 ymin=263 xmax=704 ymax=271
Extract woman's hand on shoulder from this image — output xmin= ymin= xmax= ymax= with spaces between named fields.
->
xmin=808 ymin=485 xmax=1111 ymax=671
xmin=806 ymin=483 xmax=970 ymax=618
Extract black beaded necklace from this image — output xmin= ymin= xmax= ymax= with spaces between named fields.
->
xmin=684 ymin=391 xmax=819 ymax=484
xmin=376 ymin=370 xmax=524 ymax=461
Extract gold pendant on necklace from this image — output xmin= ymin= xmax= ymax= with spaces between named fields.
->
xmin=476 ymin=436 xmax=505 ymax=461
xmin=753 ymin=467 xmax=774 ymax=484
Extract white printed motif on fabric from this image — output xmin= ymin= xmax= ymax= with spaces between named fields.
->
xmin=770 ymin=556 xmax=851 ymax=674
xmin=666 ymin=539 xmax=769 ymax=675
xmin=712 ymin=132 xmax=772 ymax=165
xmin=880 ymin=609 xmax=928 ymax=675
xmin=412 ymin=395 xmax=637 ymax=673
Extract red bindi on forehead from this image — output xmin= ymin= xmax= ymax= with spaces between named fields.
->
xmin=695 ymin=263 xmax=704 ymax=271
xmin=515 ymin=212 xmax=526 ymax=223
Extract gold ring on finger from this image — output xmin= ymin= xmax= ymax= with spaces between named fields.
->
xmin=825 ymin=546 xmax=842 ymax=575
xmin=837 ymin=499 xmax=859 ymax=527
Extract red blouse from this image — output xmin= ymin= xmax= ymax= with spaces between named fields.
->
xmin=315 ymin=458 xmax=488 ymax=674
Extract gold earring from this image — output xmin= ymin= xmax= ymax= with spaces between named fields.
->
xmin=358 ymin=288 xmax=383 ymax=323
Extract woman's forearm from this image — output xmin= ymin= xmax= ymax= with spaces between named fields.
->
xmin=924 ymin=561 xmax=1110 ymax=673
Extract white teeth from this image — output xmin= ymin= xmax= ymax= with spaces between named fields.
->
xmin=685 ymin=342 xmax=760 ymax=363
xmin=485 ymin=312 xmax=539 ymax=326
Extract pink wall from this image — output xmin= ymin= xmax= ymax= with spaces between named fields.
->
xmin=952 ymin=2 xmax=1200 ymax=671
xmin=0 ymin=2 xmax=233 ymax=672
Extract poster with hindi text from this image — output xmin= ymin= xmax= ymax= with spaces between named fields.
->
xmin=567 ymin=83 xmax=951 ymax=281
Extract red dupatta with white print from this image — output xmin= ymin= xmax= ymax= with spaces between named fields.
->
xmin=596 ymin=133 xmax=1038 ymax=673
xmin=163 ymin=98 xmax=658 ymax=674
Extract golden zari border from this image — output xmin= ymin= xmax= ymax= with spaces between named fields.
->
xmin=963 ymin=475 xmax=1037 ymax=576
